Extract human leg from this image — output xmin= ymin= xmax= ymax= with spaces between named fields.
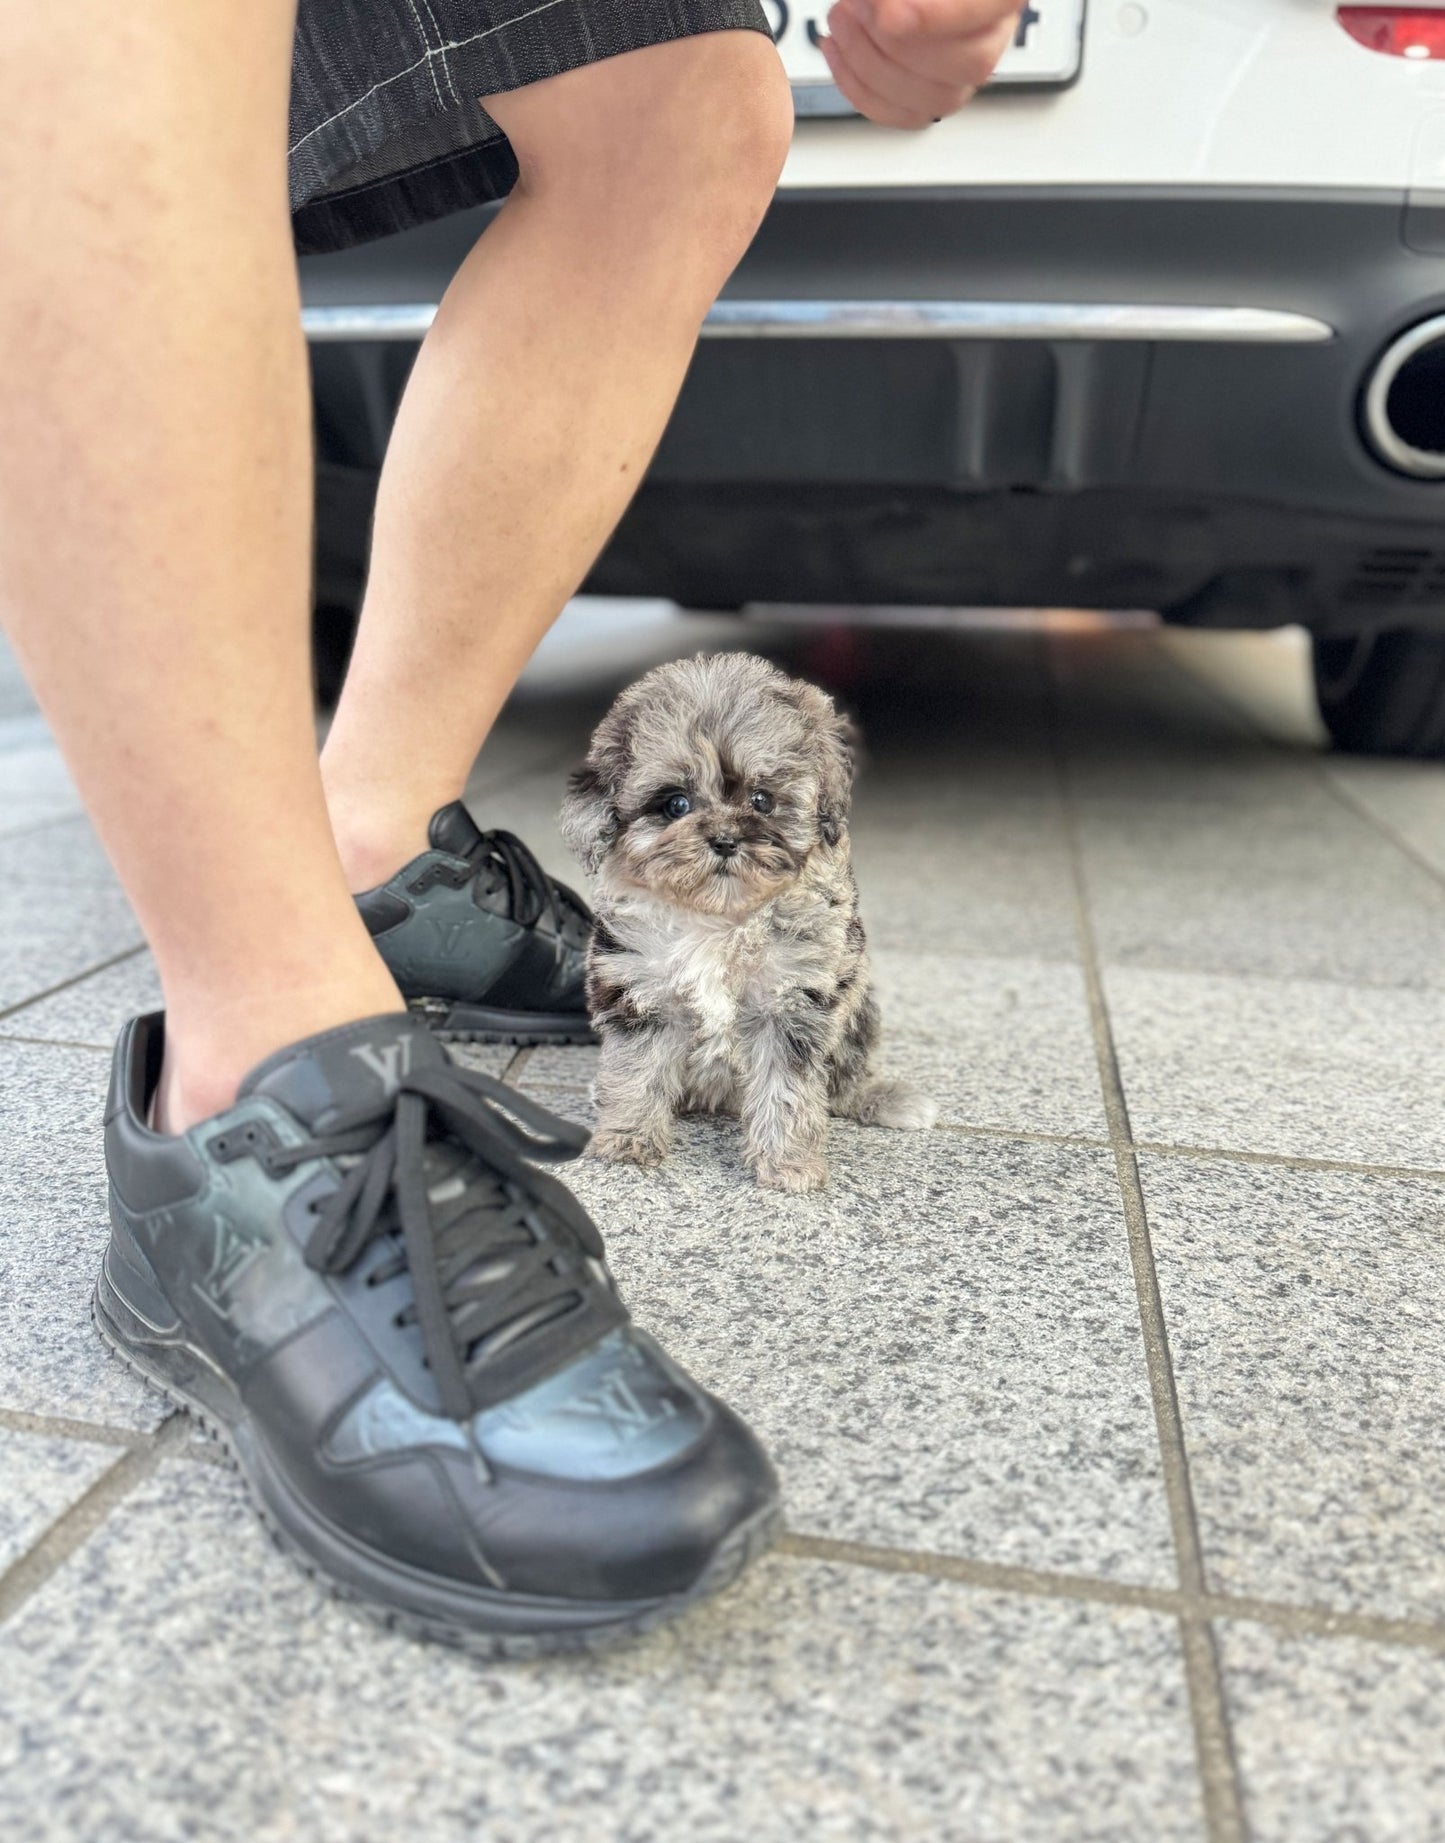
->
xmin=0 ymin=0 xmax=401 ymax=1130
xmin=3 ymin=4 xmax=780 ymax=1646
xmin=319 ymin=31 xmax=793 ymax=892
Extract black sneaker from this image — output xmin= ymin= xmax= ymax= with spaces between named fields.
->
xmin=94 ymin=1011 xmax=780 ymax=1654
xmin=356 ymin=803 xmax=594 ymax=1045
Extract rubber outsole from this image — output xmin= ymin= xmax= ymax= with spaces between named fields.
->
xmin=406 ymin=995 xmax=598 ymax=1049
xmin=91 ymin=1267 xmax=779 ymax=1659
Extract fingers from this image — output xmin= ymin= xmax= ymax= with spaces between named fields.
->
xmin=965 ymin=11 xmax=1023 ymax=80
xmin=818 ymin=30 xmax=929 ymax=127
xmin=871 ymin=0 xmax=1019 ymax=40
xmin=825 ymin=3 xmax=970 ymax=123
xmin=819 ymin=0 xmax=1020 ymax=130
xmin=865 ymin=1 xmax=1020 ymax=89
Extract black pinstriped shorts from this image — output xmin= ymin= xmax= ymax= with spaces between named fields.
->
xmin=290 ymin=0 xmax=773 ymax=254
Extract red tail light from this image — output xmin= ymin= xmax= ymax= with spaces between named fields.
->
xmin=1338 ymin=7 xmax=1445 ymax=57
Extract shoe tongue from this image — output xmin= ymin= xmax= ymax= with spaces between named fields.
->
xmin=239 ymin=1013 xmax=447 ymax=1131
xmin=428 ymin=801 xmax=485 ymax=859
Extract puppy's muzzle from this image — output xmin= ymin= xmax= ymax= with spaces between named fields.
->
xmin=709 ymin=834 xmax=739 ymax=860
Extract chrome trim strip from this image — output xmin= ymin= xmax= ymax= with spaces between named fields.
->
xmin=302 ymin=300 xmax=1334 ymax=345
xmin=1362 ymin=312 xmax=1445 ymax=480
xmin=701 ymin=301 xmax=1334 ymax=343
xmin=304 ymin=304 xmax=439 ymax=342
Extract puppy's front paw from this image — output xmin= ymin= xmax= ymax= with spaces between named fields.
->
xmin=589 ymin=1126 xmax=669 ymax=1169
xmin=753 ymin=1152 xmax=829 ymax=1193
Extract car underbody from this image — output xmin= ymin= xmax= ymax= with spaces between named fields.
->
xmin=302 ymin=4 xmax=1445 ymax=754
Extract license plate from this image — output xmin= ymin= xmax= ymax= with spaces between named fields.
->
xmin=767 ymin=0 xmax=1085 ymax=116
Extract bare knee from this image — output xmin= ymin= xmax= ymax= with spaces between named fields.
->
xmin=489 ymin=32 xmax=792 ymax=297
xmin=680 ymin=30 xmax=796 ymax=227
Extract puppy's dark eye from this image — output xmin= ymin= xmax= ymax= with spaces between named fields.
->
xmin=750 ymin=790 xmax=775 ymax=815
xmin=662 ymin=792 xmax=692 ymax=821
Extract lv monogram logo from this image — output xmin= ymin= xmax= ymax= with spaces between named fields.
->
xmin=428 ymin=918 xmax=470 ymax=960
xmin=192 ymin=1212 xmax=265 ymax=1322
xmin=348 ymin=1034 xmax=415 ymax=1095
xmin=570 ymin=1369 xmax=677 ymax=1441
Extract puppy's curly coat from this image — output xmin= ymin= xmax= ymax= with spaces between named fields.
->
xmin=560 ymin=653 xmax=934 ymax=1191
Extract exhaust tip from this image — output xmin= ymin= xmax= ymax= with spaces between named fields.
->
xmin=1364 ymin=314 xmax=1445 ymax=479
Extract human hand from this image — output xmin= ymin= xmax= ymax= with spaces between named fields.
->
xmin=818 ymin=0 xmax=1022 ymax=129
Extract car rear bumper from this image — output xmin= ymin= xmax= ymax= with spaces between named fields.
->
xmin=302 ymin=186 xmax=1445 ymax=630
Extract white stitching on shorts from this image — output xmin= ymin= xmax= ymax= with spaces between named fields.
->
xmin=406 ymin=0 xmax=449 ymax=110
xmin=417 ymin=0 xmax=463 ymax=104
xmin=289 ymin=0 xmax=570 ymax=157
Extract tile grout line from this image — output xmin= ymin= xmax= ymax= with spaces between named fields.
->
xmin=0 ymin=1414 xmax=193 ymax=1628
xmin=936 ymin=1121 xmax=1445 ymax=1185
xmin=1192 ymin=1588 xmax=1445 ymax=1657
xmin=779 ymin=1531 xmax=1180 ymax=1613
xmin=0 ymin=1031 xmax=112 ymax=1053
xmin=0 ymin=939 xmax=148 ymax=1027
xmin=35 ymin=1419 xmax=1433 ymax=1661
xmin=1134 ymin=1138 xmax=1445 ymax=1185
xmin=0 ymin=1020 xmax=1432 ymax=1188
xmin=1316 ymin=766 xmax=1445 ymax=898
xmin=0 ymin=1405 xmax=150 ymax=1449
xmin=778 ymin=1532 xmax=1445 ymax=1658
xmin=1042 ymin=633 xmax=1248 ymax=1843
xmin=1063 ymin=821 xmax=1248 ymax=1843
xmin=1106 ymin=640 xmax=1445 ymax=1024
xmin=19 ymin=1399 xmax=1426 ymax=1662
xmin=514 ymin=1072 xmax=1445 ymax=1186
xmin=931 ymin=1120 xmax=1111 ymax=1153
xmin=1152 ymin=637 xmax=1445 ymax=902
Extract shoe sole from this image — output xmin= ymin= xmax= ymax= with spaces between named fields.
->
xmin=406 ymin=996 xmax=598 ymax=1049
xmin=92 ymin=1247 xmax=779 ymax=1658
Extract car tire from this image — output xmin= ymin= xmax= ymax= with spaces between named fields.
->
xmin=1312 ymin=630 xmax=1445 ymax=758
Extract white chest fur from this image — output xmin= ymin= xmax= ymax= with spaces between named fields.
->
xmin=605 ymin=889 xmax=828 ymax=1045
xmin=614 ymin=896 xmax=752 ymax=1031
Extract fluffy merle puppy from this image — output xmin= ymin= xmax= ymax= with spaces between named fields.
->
xmin=559 ymin=652 xmax=936 ymax=1192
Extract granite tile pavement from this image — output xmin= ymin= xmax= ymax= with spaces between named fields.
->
xmin=2 ymin=612 xmax=1444 ymax=1840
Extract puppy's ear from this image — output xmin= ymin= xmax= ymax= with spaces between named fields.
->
xmin=798 ymin=684 xmax=855 ymax=848
xmin=559 ymin=760 xmax=621 ymax=873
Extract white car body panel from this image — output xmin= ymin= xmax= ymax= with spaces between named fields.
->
xmin=777 ymin=0 xmax=1445 ymax=193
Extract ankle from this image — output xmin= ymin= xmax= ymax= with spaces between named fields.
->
xmin=152 ymin=1051 xmax=245 ymax=1136
xmin=156 ymin=970 xmax=407 ymax=1134
xmin=334 ymin=828 xmax=429 ymax=896
xmin=322 ymin=780 xmax=441 ymax=895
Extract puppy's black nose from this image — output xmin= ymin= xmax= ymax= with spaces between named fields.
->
xmin=709 ymin=834 xmax=739 ymax=859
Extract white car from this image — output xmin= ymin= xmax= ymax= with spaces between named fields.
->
xmin=302 ymin=1 xmax=1445 ymax=754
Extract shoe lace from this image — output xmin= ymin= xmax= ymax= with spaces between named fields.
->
xmin=268 ymin=1062 xmax=608 ymax=1420
xmin=463 ymin=827 xmax=590 ymax=947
